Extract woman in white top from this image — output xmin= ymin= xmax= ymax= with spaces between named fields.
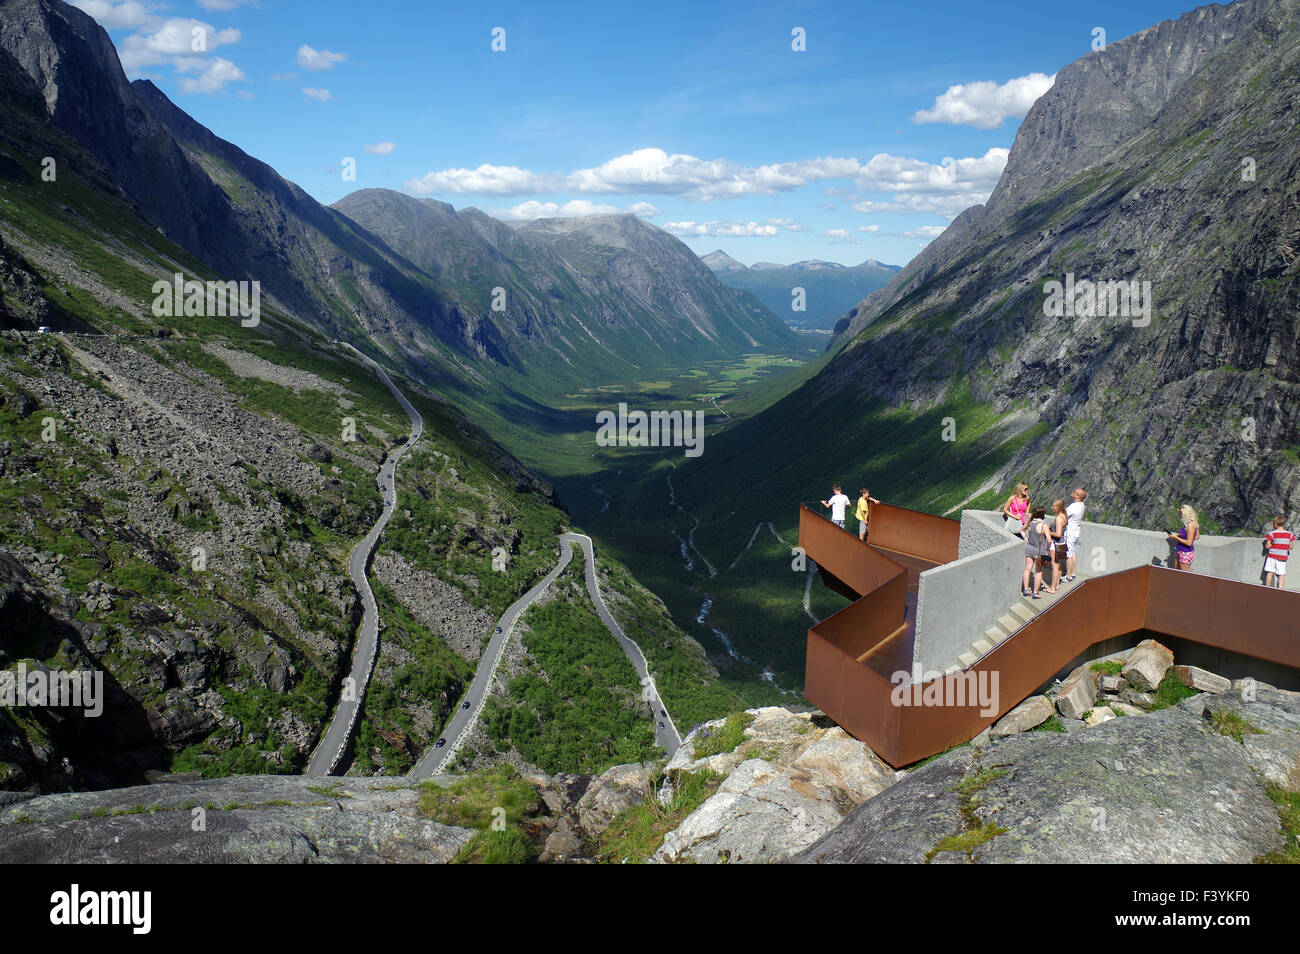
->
xmin=1063 ymin=488 xmax=1087 ymax=582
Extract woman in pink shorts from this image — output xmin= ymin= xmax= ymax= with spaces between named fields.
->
xmin=1168 ymin=505 xmax=1200 ymax=569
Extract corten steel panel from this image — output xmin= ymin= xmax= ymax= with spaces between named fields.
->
xmin=799 ymin=505 xmax=908 ymax=596
xmin=868 ymin=502 xmax=961 ymax=566
xmin=812 ymin=570 xmax=908 ymax=661
xmin=893 ymin=568 xmax=1152 ymax=764
xmin=1144 ymin=569 xmax=1300 ymax=668
xmin=805 ymin=631 xmax=901 ymax=759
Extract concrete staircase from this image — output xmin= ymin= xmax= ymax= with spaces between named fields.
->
xmin=944 ymin=572 xmax=1088 ymax=673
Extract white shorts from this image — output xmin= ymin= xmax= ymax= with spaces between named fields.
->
xmin=1265 ymin=557 xmax=1288 ymax=576
xmin=1064 ymin=531 xmax=1080 ymax=558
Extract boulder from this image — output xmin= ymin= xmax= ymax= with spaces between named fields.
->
xmin=574 ymin=762 xmax=654 ymax=839
xmin=789 ymin=729 xmax=893 ymax=802
xmin=1172 ymin=665 xmax=1231 ymax=694
xmin=1055 ymin=665 xmax=1097 ymax=721
xmin=1122 ymin=689 xmax=1156 ymax=708
xmin=1099 ymin=675 xmax=1125 ymax=692
xmin=1085 ymin=706 xmax=1116 ymax=726
xmin=1121 ymin=638 xmax=1175 ymax=691
xmin=991 ymin=695 xmax=1054 ymax=739
xmin=795 ymin=697 xmax=1293 ymax=864
xmin=1110 ymin=702 xmax=1145 ymax=718
xmin=654 ymin=759 xmax=846 ymax=864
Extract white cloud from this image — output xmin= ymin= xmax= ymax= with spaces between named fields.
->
xmin=297 ymin=45 xmax=348 ymax=71
xmin=912 ymin=73 xmax=1055 ymax=129
xmin=302 ymin=87 xmax=333 ymax=102
xmin=768 ymin=217 xmax=808 ymax=232
xmin=173 ymin=56 xmax=246 ymax=94
xmin=70 ymin=0 xmax=154 ymax=29
xmin=406 ymin=163 xmax=555 ymax=196
xmin=499 ymin=199 xmax=622 ymax=219
xmin=662 ymin=221 xmax=780 ymax=238
xmin=858 ymin=225 xmax=879 ymax=233
xmin=197 ymin=0 xmax=256 ymax=9
xmin=118 ymin=18 xmax=240 ymax=69
xmin=627 ymin=201 xmax=660 ymax=218
xmin=855 ymin=223 xmax=948 ymax=240
xmin=851 ymin=192 xmax=990 ymax=219
xmin=364 ymin=142 xmax=397 ymax=155
xmin=404 ymin=147 xmax=1007 ymax=206
xmin=825 ymin=229 xmax=854 ymax=241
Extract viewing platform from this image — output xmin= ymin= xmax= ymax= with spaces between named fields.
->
xmin=799 ymin=501 xmax=1300 ymax=768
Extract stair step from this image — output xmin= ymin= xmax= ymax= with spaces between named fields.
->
xmin=956 ymin=651 xmax=977 ymax=668
xmin=944 ymin=664 xmax=961 ymax=675
xmin=983 ymin=627 xmax=1009 ymax=646
xmin=971 ymin=638 xmax=993 ymax=656
xmin=997 ymin=613 xmax=1022 ymax=633
xmin=1010 ymin=603 xmax=1037 ymax=624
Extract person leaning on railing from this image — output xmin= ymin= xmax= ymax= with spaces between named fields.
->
xmin=856 ymin=488 xmax=881 ymax=541
xmin=1001 ymin=483 xmax=1031 ymax=538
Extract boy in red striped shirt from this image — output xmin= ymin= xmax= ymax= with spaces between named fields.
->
xmin=1264 ymin=517 xmax=1293 ymax=589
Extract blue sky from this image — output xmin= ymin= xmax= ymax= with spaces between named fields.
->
xmin=76 ymin=0 xmax=1208 ymax=267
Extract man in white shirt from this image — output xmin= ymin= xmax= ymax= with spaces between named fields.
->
xmin=821 ymin=484 xmax=851 ymax=529
xmin=1063 ymin=487 xmax=1087 ymax=582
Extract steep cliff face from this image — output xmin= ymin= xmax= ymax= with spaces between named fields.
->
xmin=839 ymin=0 xmax=1276 ymax=343
xmin=705 ymin=0 xmax=1299 ymax=531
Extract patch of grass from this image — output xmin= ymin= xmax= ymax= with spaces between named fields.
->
xmin=929 ymin=763 xmax=1010 ymax=862
xmin=1256 ymin=786 xmax=1300 ymax=864
xmin=453 ymin=828 xmax=535 ymax=864
xmin=1148 ymin=671 xmax=1201 ymax=711
xmin=1033 ymin=715 xmax=1066 ymax=733
xmin=1208 ymin=709 xmax=1265 ymax=743
xmin=690 ymin=712 xmax=755 ymax=760
xmin=926 ymin=822 xmax=1009 ymax=861
xmin=1091 ymin=661 xmax=1123 ymax=676
xmin=598 ymin=768 xmax=726 ymax=863
xmin=417 ymin=765 xmax=539 ymax=831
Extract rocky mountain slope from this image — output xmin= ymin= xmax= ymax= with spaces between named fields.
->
xmin=701 ymin=252 xmax=899 ymax=330
xmin=331 ymin=189 xmax=798 ymax=382
xmin=677 ymin=0 xmax=1299 ymax=535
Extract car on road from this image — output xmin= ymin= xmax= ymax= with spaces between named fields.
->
xmin=461 ymin=701 xmax=470 ymax=710
xmin=658 ymin=722 xmax=665 ymax=729
xmin=495 ymin=625 xmax=502 ymax=635
xmin=436 ymin=738 xmax=447 ymax=747
xmin=660 ymin=709 xmax=667 ymax=717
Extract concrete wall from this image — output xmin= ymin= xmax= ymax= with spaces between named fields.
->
xmin=913 ymin=533 xmax=1024 ymax=676
xmin=1070 ymin=520 xmax=1266 ymax=584
xmin=914 ymin=511 xmax=1284 ymax=673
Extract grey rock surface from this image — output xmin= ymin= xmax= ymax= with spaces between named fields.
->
xmin=794 ymin=689 xmax=1296 ymax=864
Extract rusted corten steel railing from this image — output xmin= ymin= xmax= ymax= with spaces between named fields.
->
xmin=800 ymin=502 xmax=1300 ymax=768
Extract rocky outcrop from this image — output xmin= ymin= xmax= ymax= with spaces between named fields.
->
xmin=0 ymin=775 xmax=473 ymax=863
xmin=652 ymin=707 xmax=896 ymax=863
xmin=796 ymin=685 xmax=1300 ymax=864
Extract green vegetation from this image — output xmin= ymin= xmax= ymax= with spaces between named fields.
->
xmin=1257 ymin=786 xmax=1300 ymax=864
xmin=417 ymin=766 xmax=542 ymax=864
xmin=928 ymin=764 xmax=1009 ymax=862
xmin=1091 ymin=661 xmax=1124 ymax=676
xmin=480 ymin=554 xmax=660 ymax=774
xmin=690 ymin=712 xmax=755 ymax=759
xmin=1148 ymin=671 xmax=1201 ymax=711
xmin=598 ymin=768 xmax=726 ymax=863
xmin=1033 ymin=715 xmax=1066 ymax=733
xmin=1208 ymin=709 xmax=1265 ymax=743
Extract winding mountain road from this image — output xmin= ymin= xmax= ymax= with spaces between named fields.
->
xmin=306 ymin=344 xmax=423 ymax=776
xmin=410 ymin=532 xmax=681 ymax=778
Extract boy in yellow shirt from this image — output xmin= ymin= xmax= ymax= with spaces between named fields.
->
xmin=857 ymin=488 xmax=881 ymax=541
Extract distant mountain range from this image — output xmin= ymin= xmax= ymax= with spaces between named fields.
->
xmin=333 ymin=189 xmax=797 ymax=380
xmin=700 ymin=251 xmax=900 ymax=331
